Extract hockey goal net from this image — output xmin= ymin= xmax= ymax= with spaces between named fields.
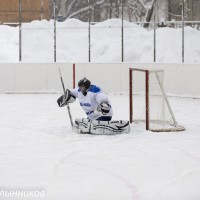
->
xmin=129 ymin=68 xmax=185 ymax=132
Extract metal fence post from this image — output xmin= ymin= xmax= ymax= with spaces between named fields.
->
xmin=154 ymin=0 xmax=157 ymax=62
xmin=88 ymin=0 xmax=91 ymax=62
xmin=109 ymin=0 xmax=113 ymax=19
xmin=41 ymin=0 xmax=44 ymax=20
xmin=182 ymin=0 xmax=185 ymax=63
xmin=121 ymin=0 xmax=124 ymax=62
xmin=53 ymin=0 xmax=56 ymax=62
xmin=19 ymin=0 xmax=22 ymax=61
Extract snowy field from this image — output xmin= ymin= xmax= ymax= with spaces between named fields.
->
xmin=0 ymin=18 xmax=200 ymax=63
xmin=1 ymin=93 xmax=200 ymax=200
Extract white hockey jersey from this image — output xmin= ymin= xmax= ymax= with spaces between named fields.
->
xmin=70 ymin=85 xmax=113 ymax=120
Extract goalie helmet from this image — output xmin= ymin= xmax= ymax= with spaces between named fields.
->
xmin=78 ymin=77 xmax=91 ymax=90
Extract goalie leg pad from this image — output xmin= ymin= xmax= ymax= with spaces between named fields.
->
xmin=90 ymin=120 xmax=130 ymax=135
xmin=74 ymin=118 xmax=130 ymax=134
xmin=74 ymin=118 xmax=91 ymax=133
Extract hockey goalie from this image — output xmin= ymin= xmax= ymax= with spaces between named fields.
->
xmin=57 ymin=77 xmax=130 ymax=134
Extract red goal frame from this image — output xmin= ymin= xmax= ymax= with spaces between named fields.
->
xmin=129 ymin=67 xmax=185 ymax=132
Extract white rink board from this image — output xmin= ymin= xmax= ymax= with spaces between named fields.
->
xmin=0 ymin=63 xmax=74 ymax=93
xmin=0 ymin=63 xmax=200 ymax=97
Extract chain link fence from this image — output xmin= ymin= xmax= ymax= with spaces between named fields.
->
xmin=0 ymin=0 xmax=199 ymax=62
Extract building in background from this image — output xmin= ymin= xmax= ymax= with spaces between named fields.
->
xmin=0 ymin=0 xmax=199 ymax=24
xmin=0 ymin=0 xmax=50 ymax=23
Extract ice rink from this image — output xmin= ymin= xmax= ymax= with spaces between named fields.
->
xmin=0 ymin=93 xmax=200 ymax=200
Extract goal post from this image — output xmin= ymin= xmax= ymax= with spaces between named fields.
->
xmin=129 ymin=68 xmax=185 ymax=132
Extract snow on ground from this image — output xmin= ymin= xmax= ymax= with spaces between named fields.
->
xmin=0 ymin=93 xmax=200 ymax=200
xmin=0 ymin=18 xmax=200 ymax=63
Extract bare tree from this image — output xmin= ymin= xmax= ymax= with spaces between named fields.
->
xmin=51 ymin=0 xmax=153 ymax=22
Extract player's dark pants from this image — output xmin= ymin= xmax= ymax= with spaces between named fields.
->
xmin=96 ymin=116 xmax=112 ymax=121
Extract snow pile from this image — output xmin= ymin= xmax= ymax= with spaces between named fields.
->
xmin=0 ymin=18 xmax=200 ymax=63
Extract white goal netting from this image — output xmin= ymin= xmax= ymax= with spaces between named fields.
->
xmin=129 ymin=68 xmax=185 ymax=132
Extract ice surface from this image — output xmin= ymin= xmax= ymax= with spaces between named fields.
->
xmin=0 ymin=93 xmax=200 ymax=200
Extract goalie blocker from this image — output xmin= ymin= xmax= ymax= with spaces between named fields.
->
xmin=74 ymin=118 xmax=130 ymax=135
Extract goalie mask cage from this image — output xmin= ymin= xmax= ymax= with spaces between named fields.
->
xmin=129 ymin=68 xmax=185 ymax=132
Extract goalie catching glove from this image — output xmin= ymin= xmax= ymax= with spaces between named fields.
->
xmin=97 ymin=101 xmax=111 ymax=115
xmin=57 ymin=89 xmax=76 ymax=107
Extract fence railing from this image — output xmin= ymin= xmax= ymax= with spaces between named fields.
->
xmin=0 ymin=0 xmax=200 ymax=63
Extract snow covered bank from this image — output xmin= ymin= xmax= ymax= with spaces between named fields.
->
xmin=0 ymin=19 xmax=200 ymax=63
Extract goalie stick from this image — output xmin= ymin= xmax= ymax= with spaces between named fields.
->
xmin=58 ymin=68 xmax=74 ymax=129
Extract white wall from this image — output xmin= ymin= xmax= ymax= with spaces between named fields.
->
xmin=0 ymin=63 xmax=200 ymax=97
xmin=0 ymin=63 xmax=74 ymax=93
